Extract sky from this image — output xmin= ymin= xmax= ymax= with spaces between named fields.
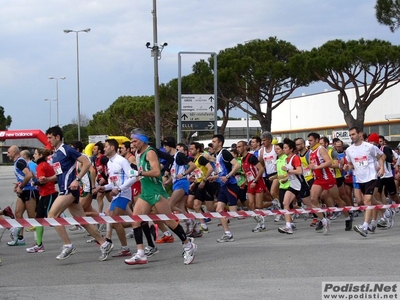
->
xmin=1 ymin=0 xmax=400 ymax=132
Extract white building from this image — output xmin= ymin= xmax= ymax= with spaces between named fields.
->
xmin=215 ymin=83 xmax=400 ymax=145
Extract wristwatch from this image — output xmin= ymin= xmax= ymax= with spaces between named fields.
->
xmin=225 ymin=174 xmax=230 ymax=179
xmin=75 ymin=177 xmax=81 ymax=182
xmin=117 ymin=188 xmax=121 ymax=192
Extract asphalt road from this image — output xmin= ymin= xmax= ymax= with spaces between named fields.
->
xmin=0 ymin=165 xmax=399 ymax=300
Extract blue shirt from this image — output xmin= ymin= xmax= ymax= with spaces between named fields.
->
xmin=52 ymin=143 xmax=82 ymax=192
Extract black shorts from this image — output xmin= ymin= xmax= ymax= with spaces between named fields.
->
xmin=264 ymin=172 xmax=277 ymax=192
xmin=36 ymin=192 xmax=59 ymax=218
xmin=194 ymin=181 xmax=219 ymax=202
xmin=336 ymin=177 xmax=344 ymax=188
xmin=237 ymin=185 xmax=247 ymax=202
xmin=378 ymin=177 xmax=397 ymax=195
xmin=19 ymin=189 xmax=39 ymax=203
xmin=59 ymin=189 xmax=80 ymax=204
xmin=358 ymin=180 xmax=377 ymax=195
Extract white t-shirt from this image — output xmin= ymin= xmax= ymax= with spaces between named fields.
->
xmin=345 ymin=142 xmax=383 ymax=183
xmin=104 ymin=153 xmax=136 ymax=200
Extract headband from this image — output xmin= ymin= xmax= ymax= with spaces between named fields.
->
xmin=131 ymin=133 xmax=149 ymax=144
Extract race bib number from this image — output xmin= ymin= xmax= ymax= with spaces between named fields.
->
xmin=109 ymin=175 xmax=119 ymax=186
xmin=246 ymin=171 xmax=255 ymax=182
xmin=303 ymin=166 xmax=312 ymax=177
xmin=264 ymin=155 xmax=274 ymax=164
xmin=170 ymin=167 xmax=176 ymax=179
xmin=354 ymin=156 xmax=367 ymax=167
xmin=215 ymin=162 xmax=223 ymax=174
xmin=193 ymin=168 xmax=203 ymax=180
xmin=52 ymin=162 xmax=63 ymax=175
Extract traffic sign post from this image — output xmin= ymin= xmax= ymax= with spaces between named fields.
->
xmin=177 ymin=52 xmax=218 ymax=141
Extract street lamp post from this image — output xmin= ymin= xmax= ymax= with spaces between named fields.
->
xmin=145 ymin=0 xmax=167 ymax=148
xmin=63 ymin=28 xmax=91 ymax=141
xmin=44 ymin=98 xmax=56 ymax=128
xmin=48 ymin=76 xmax=66 ymax=126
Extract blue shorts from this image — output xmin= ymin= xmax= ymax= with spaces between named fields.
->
xmin=173 ymin=179 xmax=190 ymax=195
xmin=352 ymin=175 xmax=360 ymax=189
xmin=110 ymin=196 xmax=131 ymax=211
xmin=217 ymin=183 xmax=239 ymax=206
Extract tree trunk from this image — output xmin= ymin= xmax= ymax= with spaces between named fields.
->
xmin=338 ymin=93 xmax=365 ymax=132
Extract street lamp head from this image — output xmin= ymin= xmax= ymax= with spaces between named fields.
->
xmin=63 ymin=29 xmax=73 ymax=34
xmin=82 ymin=28 xmax=91 ymax=33
xmin=48 ymin=76 xmax=54 ymax=80
xmin=162 ymin=42 xmax=168 ymax=47
xmin=146 ymin=42 xmax=151 ymax=48
xmin=60 ymin=77 xmax=66 ymax=80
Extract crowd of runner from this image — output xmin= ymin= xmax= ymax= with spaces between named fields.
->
xmin=1 ymin=126 xmax=399 ymax=265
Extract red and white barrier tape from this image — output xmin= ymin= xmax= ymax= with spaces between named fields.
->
xmin=0 ymin=204 xmax=398 ymax=229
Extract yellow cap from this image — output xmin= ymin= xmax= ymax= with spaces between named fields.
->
xmin=272 ymin=138 xmax=278 ymax=145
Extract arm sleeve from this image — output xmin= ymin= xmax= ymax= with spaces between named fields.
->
xmin=222 ymin=149 xmax=234 ymax=162
xmin=176 ymin=152 xmax=190 ymax=165
xmin=156 ymin=149 xmax=174 ymax=172
xmin=198 ymin=156 xmax=210 ymax=166
xmin=119 ymin=159 xmax=137 ymax=190
xmin=249 ymin=154 xmax=259 ymax=165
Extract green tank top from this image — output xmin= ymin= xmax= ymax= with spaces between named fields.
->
xmin=138 ymin=146 xmax=169 ymax=205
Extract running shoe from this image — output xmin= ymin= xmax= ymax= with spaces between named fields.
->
xmin=98 ymin=223 xmax=107 ymax=232
xmin=185 ymin=219 xmax=196 ymax=235
xmin=388 ymin=209 xmax=396 ymax=228
xmin=9 ymin=227 xmax=20 ymax=240
xmin=2 ymin=206 xmax=15 ymax=219
xmin=112 ymin=248 xmax=132 ymax=257
xmin=278 ymin=226 xmax=293 ymax=234
xmin=69 ymin=225 xmax=84 ymax=232
xmin=7 ymin=237 xmax=25 ymax=246
xmin=124 ymin=253 xmax=148 ymax=265
xmin=323 ymin=219 xmax=330 ymax=235
xmin=56 ymin=244 xmax=77 ymax=260
xmin=271 ymin=199 xmax=281 ymax=210
xmin=353 ymin=224 xmax=368 ymax=237
xmin=98 ymin=242 xmax=114 ymax=261
xmin=274 ymin=215 xmax=284 ymax=222
xmin=86 ymin=237 xmax=97 ymax=243
xmin=291 ymin=214 xmax=299 ymax=221
xmin=144 ymin=246 xmax=159 ymax=258
xmin=345 ymin=218 xmax=353 ymax=231
xmin=377 ymin=218 xmax=388 ymax=228
xmin=199 ymin=224 xmax=209 ymax=233
xmin=187 ymin=229 xmax=203 ymax=238
xmin=330 ymin=211 xmax=341 ymax=220
xmin=155 ymin=235 xmax=174 ymax=244
xmin=301 ymin=205 xmax=310 ymax=220
xmin=126 ymin=228 xmax=134 ymax=238
xmin=183 ymin=240 xmax=197 ymax=265
xmin=216 ymin=234 xmax=234 ymax=243
xmin=26 ymin=226 xmax=36 ymax=232
xmin=252 ymin=224 xmax=266 ymax=233
xmin=204 ymin=218 xmax=211 ymax=223
xmin=26 ymin=244 xmax=45 ymax=253
xmin=315 ymin=221 xmax=323 ymax=232
xmin=368 ymin=221 xmax=377 ymax=233
xmin=310 ymin=218 xmax=318 ymax=227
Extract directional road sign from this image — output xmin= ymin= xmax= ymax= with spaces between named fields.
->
xmin=181 ymin=121 xmax=215 ymax=131
xmin=180 ymin=94 xmax=216 ymax=130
